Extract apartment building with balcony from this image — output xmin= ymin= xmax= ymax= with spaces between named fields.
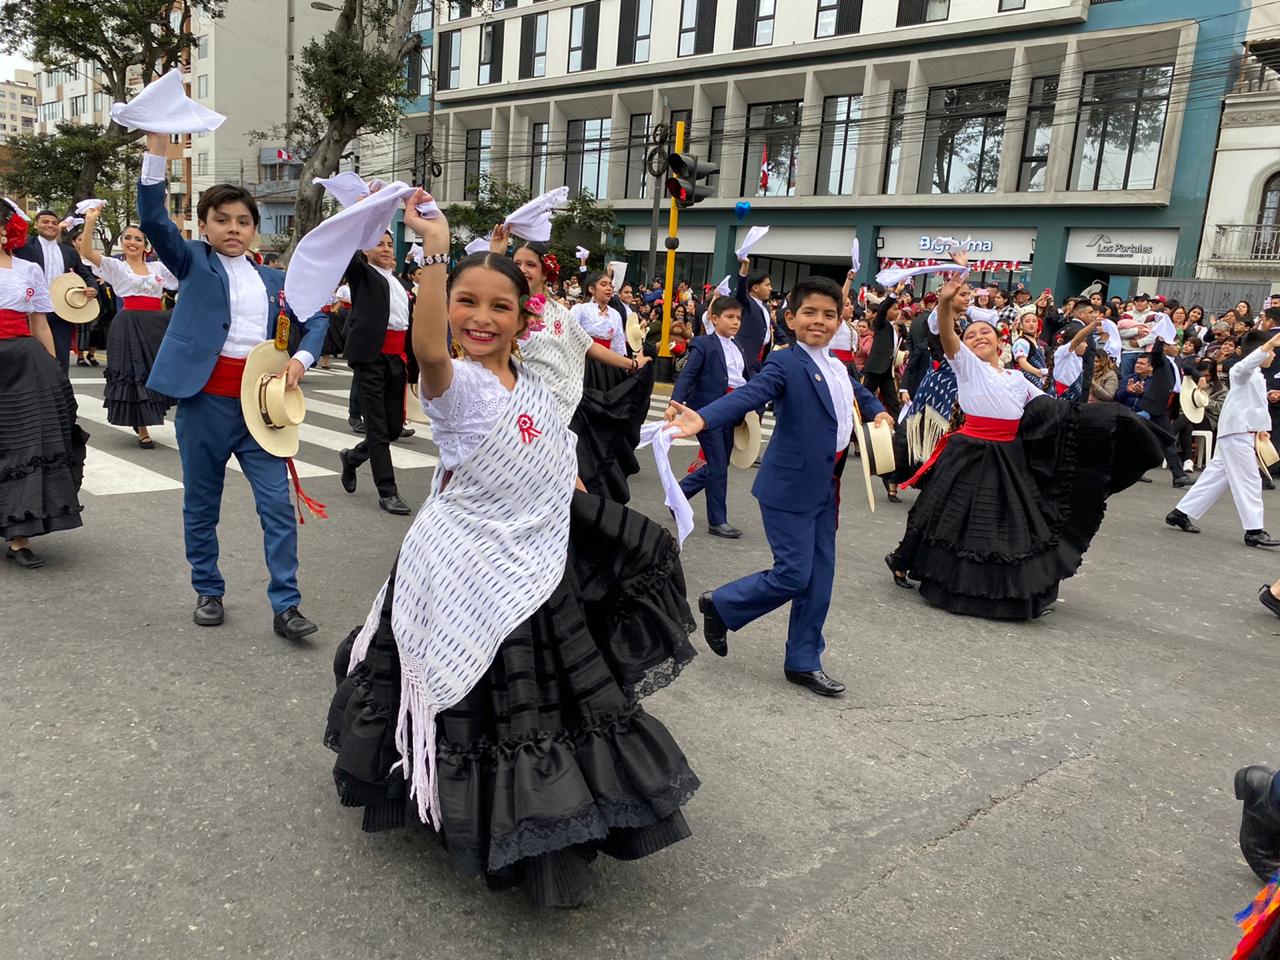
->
xmin=406 ymin=0 xmax=1252 ymax=296
xmin=0 ymin=69 xmax=38 ymax=144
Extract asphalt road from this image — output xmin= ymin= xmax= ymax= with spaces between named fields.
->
xmin=2 ymin=367 xmax=1278 ymax=960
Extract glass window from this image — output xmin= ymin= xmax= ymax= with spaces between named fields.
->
xmin=568 ymin=5 xmax=585 ymax=73
xmin=197 ymin=74 xmax=208 ymax=98
xmin=817 ymin=95 xmax=860 ymax=196
xmin=999 ymin=0 xmax=1025 ymax=9
xmin=882 ymin=89 xmax=907 ymax=193
xmin=530 ymin=122 xmax=549 ymax=193
xmin=678 ymin=0 xmax=698 ymax=56
xmin=197 ymin=35 xmax=209 ymax=58
xmin=566 ymin=117 xmax=611 ymax=198
xmin=419 ymin=47 xmax=433 ymax=97
xmin=411 ymin=0 xmax=433 ymax=31
xmin=816 ymin=0 xmax=838 ymax=37
xmin=1018 ymin=76 xmax=1058 ymax=192
xmin=626 ymin=112 xmax=650 ymax=199
xmin=755 ymin=0 xmax=775 ymax=46
xmin=1261 ymin=172 xmax=1280 ymax=227
xmin=69 ymin=94 xmax=87 ymax=115
xmin=464 ymin=128 xmax=492 ymax=200
xmin=741 ymin=101 xmax=801 ymax=198
xmin=197 ymin=152 xmax=208 ymax=176
xmin=93 ymin=91 xmax=104 ymax=111
xmin=534 ymin=13 xmax=548 ymax=77
xmin=1070 ymin=65 xmax=1173 ymax=191
xmin=443 ymin=32 xmax=461 ymax=89
xmin=635 ymin=0 xmax=652 ymax=63
xmin=170 ymin=158 xmax=183 ymax=178
xmin=478 ymin=24 xmax=494 ymax=85
xmin=896 ymin=0 xmax=948 ymax=26
xmin=707 ymin=105 xmax=725 ymax=189
xmin=918 ymin=80 xmax=1008 ymax=194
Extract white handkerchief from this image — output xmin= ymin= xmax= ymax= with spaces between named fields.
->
xmin=60 ymin=216 xmax=85 ymax=231
xmin=3 ymin=197 xmax=29 ymax=222
xmin=110 ymin=69 xmax=226 ymax=134
xmin=575 ymin=246 xmax=590 ymax=261
xmin=637 ymin=422 xmax=694 ymax=547
xmin=407 ymin=243 xmax=423 ymax=265
xmin=715 ymin=275 xmax=732 ymax=297
xmin=851 ymin=237 xmax=861 ymax=273
xmin=735 ymin=225 xmax=770 ymax=261
xmin=464 ymin=236 xmax=490 ymax=256
xmin=313 ymin=171 xmax=372 ymax=209
xmin=74 ymin=198 xmax=106 ymax=215
xmin=285 ymin=181 xmax=417 ymax=320
xmin=1150 ymin=313 xmax=1176 ymax=344
xmin=414 ymin=197 xmax=441 ymax=219
xmin=608 ymin=260 xmax=627 ymax=291
xmin=1100 ymin=318 xmax=1122 ymax=363
xmin=876 ymin=262 xmax=968 ymax=289
xmin=504 ymin=186 xmax=569 ymax=243
xmin=967 ymin=306 xmax=1000 ymax=327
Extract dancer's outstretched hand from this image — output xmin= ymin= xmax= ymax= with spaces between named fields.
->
xmin=664 ymin=401 xmax=705 ymax=439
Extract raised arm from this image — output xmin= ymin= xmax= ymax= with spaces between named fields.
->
xmin=404 ymin=189 xmax=453 ymax=399
xmin=1069 ymin=318 xmax=1100 ymax=356
xmin=77 ymin=206 xmax=105 ymax=268
xmin=137 ymin=131 xmax=192 ymax=278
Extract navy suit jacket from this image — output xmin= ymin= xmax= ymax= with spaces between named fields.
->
xmin=733 ymin=272 xmax=770 ymax=366
xmin=671 ymin=334 xmax=750 ymax=411
xmin=138 ymin=179 xmax=328 ymax=399
xmin=697 ymin=347 xmax=885 ymax=512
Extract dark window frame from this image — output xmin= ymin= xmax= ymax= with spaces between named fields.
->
xmin=464 ymin=127 xmax=492 ymax=201
xmin=1017 ymin=75 xmax=1058 ymax=192
xmin=1069 ymin=64 xmax=1174 ymax=192
xmin=816 ymin=94 xmax=861 ymax=197
xmin=917 ymin=79 xmax=1010 ymax=195
xmin=529 ymin=121 xmax=549 ymax=193
xmin=566 ymin=116 xmax=611 ymax=198
xmin=896 ymin=0 xmax=949 ymax=28
xmin=740 ymin=100 xmax=802 ymax=198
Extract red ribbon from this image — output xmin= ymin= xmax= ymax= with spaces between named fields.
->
xmin=900 ymin=415 xmax=1019 ymax=489
xmin=287 ymin=457 xmax=328 ymax=524
xmin=517 ymin=413 xmax=541 ymax=444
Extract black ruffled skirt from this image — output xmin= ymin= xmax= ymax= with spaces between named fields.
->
xmin=886 ymin=397 xmax=1162 ymax=620
xmin=570 ymin=357 xmax=655 ymax=504
xmin=103 ymin=309 xmax=174 ymax=427
xmin=325 ymin=492 xmax=699 ymax=908
xmin=0 ymin=337 xmax=87 ymax=540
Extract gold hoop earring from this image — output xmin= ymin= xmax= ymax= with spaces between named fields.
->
xmin=511 ymin=338 xmax=524 ymax=361
xmin=451 ymin=340 xmax=465 ymax=359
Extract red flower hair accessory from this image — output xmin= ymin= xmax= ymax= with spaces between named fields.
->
xmin=521 ymin=293 xmax=547 ymax=332
xmin=541 ymin=252 xmax=561 ymax=285
xmin=3 ymin=212 xmax=27 ymax=254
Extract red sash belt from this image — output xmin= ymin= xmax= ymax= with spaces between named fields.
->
xmin=831 ymin=349 xmax=855 ymax=363
xmin=900 ymin=415 xmax=1019 ymax=489
xmin=0 ymin=308 xmax=30 ymax=339
xmin=591 ymin=336 xmax=613 ymax=350
xmin=202 ymin=355 xmax=247 ymax=397
xmin=1054 ymin=380 xmax=1069 ymax=396
xmin=382 ymin=329 xmax=407 ymax=358
xmin=123 ymin=296 xmax=164 ymax=311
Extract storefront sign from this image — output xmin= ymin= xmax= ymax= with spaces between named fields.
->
xmin=877 ymin=226 xmax=1037 ymax=263
xmin=1065 ymin=228 xmax=1179 ymax=265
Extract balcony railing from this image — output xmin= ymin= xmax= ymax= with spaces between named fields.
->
xmin=1210 ymin=223 xmax=1280 ymax=264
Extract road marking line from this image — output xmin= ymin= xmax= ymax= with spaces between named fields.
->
xmin=81 ymin=445 xmax=184 ymax=495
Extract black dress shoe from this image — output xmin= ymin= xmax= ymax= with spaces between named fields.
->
xmin=884 ymin=553 xmax=913 ymax=589
xmin=699 ymin=592 xmax=728 ymax=657
xmin=5 ymin=546 xmax=44 ymax=569
xmin=348 ymin=417 xmax=365 ymax=435
xmin=339 ymin=449 xmax=358 ymax=494
xmin=784 ymin=670 xmax=846 ymax=697
xmin=1165 ymin=509 xmax=1201 ymax=534
xmin=1137 ymin=475 xmax=1153 ymax=483
xmin=193 ymin=595 xmax=224 ymax=626
xmin=1172 ymin=476 xmax=1194 ymax=488
xmin=273 ymin=606 xmax=318 ymax=640
xmin=395 ymin=428 xmax=415 ymax=440
xmin=378 ymin=494 xmax=412 ymax=516
xmin=708 ymin=523 xmax=742 ymax=539
xmin=1246 ymin=529 xmax=1280 ymax=547
xmin=1259 ymin=584 xmax=1280 ymax=619
xmin=1235 ymin=765 xmax=1280 ymax=880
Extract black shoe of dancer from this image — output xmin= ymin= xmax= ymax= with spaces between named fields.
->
xmin=194 ymin=595 xmax=224 ymax=626
xmin=784 ymin=670 xmax=846 ymax=697
xmin=348 ymin=416 xmax=365 ymax=435
xmin=339 ymin=449 xmax=358 ymax=494
xmin=1236 ymin=765 xmax=1280 ymax=881
xmin=1165 ymin=509 xmax=1201 ymax=534
xmin=1246 ymin=530 xmax=1280 ymax=548
xmin=1172 ymin=476 xmax=1194 ymax=489
xmin=395 ymin=428 xmax=416 ymax=440
xmin=5 ymin=546 xmax=44 ymax=569
xmin=378 ymin=494 xmax=412 ymax=516
xmin=273 ymin=606 xmax=318 ymax=640
xmin=708 ymin=523 xmax=742 ymax=539
xmin=699 ymin=592 xmax=728 ymax=657
xmin=1259 ymin=584 xmax=1280 ymax=619
xmin=884 ymin=553 xmax=914 ymax=589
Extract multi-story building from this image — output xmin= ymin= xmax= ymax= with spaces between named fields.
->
xmin=406 ymin=0 xmax=1252 ymax=297
xmin=35 ymin=0 xmax=336 ymax=242
xmin=0 ymin=69 xmax=37 ymax=144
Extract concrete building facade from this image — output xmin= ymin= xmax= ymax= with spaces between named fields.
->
xmin=0 ymin=69 xmax=37 ymax=144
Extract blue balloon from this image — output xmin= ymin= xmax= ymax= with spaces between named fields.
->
xmin=734 ymin=201 xmax=751 ymax=220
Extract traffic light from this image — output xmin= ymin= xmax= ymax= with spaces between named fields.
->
xmin=665 ymin=152 xmax=718 ymax=208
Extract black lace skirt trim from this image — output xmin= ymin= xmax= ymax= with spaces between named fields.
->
xmin=103 ymin=309 xmax=175 ymax=428
xmin=570 ymin=357 xmax=656 ymax=505
xmin=324 ymin=491 xmax=698 ymax=908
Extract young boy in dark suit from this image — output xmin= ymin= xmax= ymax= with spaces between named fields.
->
xmin=666 ymin=276 xmax=894 ymax=697
xmin=668 ymin=296 xmax=749 ymax=539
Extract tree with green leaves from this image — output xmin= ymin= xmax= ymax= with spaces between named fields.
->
xmin=0 ymin=0 xmax=227 ymax=200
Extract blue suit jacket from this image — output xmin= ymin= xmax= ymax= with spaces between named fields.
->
xmin=733 ymin=273 xmax=770 ymax=367
xmin=671 ymin=334 xmax=750 ymax=411
xmin=698 ymin=347 xmax=885 ymax=511
xmin=138 ymin=179 xmax=329 ymax=400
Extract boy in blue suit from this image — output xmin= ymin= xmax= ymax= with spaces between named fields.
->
xmin=669 ymin=296 xmax=749 ymax=539
xmin=138 ymin=131 xmax=329 ymax=640
xmin=667 ymin=276 xmax=893 ymax=697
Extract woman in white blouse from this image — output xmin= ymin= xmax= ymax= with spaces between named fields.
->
xmin=885 ymin=250 xmax=1164 ymax=621
xmin=0 ymin=219 xmax=86 ymax=569
xmin=79 ymin=205 xmax=178 ymax=447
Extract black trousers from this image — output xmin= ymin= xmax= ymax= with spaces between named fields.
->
xmin=1148 ymin=413 xmax=1187 ymax=480
xmin=860 ymin=368 xmax=901 ymax=419
xmin=347 ymin=353 xmax=406 ymax=497
xmin=49 ymin=314 xmax=74 ymax=377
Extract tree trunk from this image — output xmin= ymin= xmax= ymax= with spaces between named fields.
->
xmin=289 ymin=116 xmax=361 ymax=254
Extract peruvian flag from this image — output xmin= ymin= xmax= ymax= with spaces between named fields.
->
xmin=276 ymin=149 xmax=294 ymax=161
xmin=759 ymin=143 xmax=769 ymax=192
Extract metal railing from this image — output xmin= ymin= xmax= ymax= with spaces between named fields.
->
xmin=1234 ymin=55 xmax=1280 ymax=95
xmin=1210 ymin=223 xmax=1280 ymax=263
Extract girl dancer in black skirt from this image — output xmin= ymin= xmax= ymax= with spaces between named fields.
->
xmin=885 ymin=252 xmax=1162 ymax=619
xmin=78 ymin=204 xmax=178 ymax=448
xmin=326 ymin=194 xmax=698 ymax=909
xmin=0 ymin=213 xmax=86 ymax=569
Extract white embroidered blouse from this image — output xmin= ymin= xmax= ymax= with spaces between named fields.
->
xmin=90 ymin=257 xmax=178 ymax=298
xmin=569 ymin=300 xmax=626 ymax=354
xmin=951 ymin=343 xmax=1042 ymax=419
xmin=0 ymin=258 xmax=53 ymax=313
xmin=423 ymin=359 xmax=514 ymax=471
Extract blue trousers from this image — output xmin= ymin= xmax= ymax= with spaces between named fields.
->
xmin=679 ymin=424 xmax=731 ymax=526
xmin=174 ymin=392 xmax=301 ymax=613
xmin=711 ymin=483 xmax=838 ymax=673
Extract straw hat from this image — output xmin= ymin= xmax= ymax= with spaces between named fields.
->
xmin=730 ymin=411 xmax=762 ymax=469
xmin=856 ymin=417 xmax=896 ymax=513
xmin=49 ymin=273 xmax=100 ymax=324
xmin=240 ymin=341 xmax=306 ymax=458
xmin=1258 ymin=435 xmax=1280 ymax=471
xmin=1178 ymin=376 xmax=1209 ymax=425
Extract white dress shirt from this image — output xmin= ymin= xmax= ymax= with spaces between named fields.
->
xmin=372 ymin=264 xmax=410 ymax=332
xmin=1052 ymin=344 xmax=1083 ymax=391
xmin=1218 ymin=347 xmax=1273 ymax=436
xmin=216 ymin=251 xmax=270 ymax=359
xmin=799 ymin=341 xmax=853 ymax=452
xmin=717 ymin=334 xmax=746 ymax=388
xmin=37 ymin=236 xmax=65 ymax=280
xmin=752 ymin=294 xmax=772 ymax=345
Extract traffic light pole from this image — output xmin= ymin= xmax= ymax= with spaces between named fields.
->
xmin=657 ymin=120 xmax=685 ymax=360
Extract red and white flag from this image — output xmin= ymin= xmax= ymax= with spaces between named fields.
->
xmin=759 ymin=143 xmax=769 ymax=192
xmin=276 ymin=149 xmax=294 ymax=161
